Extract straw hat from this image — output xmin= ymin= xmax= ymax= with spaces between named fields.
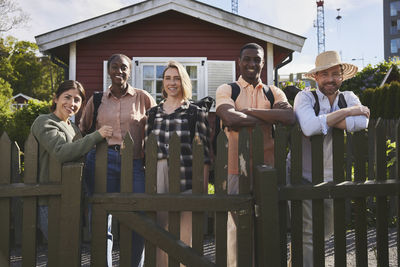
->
xmin=304 ymin=51 xmax=358 ymax=81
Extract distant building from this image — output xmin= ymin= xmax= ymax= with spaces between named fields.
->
xmin=11 ymin=93 xmax=37 ymax=109
xmin=384 ymin=0 xmax=400 ymax=60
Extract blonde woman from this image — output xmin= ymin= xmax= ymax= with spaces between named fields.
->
xmin=145 ymin=60 xmax=210 ymax=266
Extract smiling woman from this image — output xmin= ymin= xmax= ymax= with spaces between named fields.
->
xmin=79 ymin=54 xmax=156 ymax=267
xmin=145 ymin=60 xmax=210 ymax=267
xmin=30 ymin=80 xmax=112 ymax=242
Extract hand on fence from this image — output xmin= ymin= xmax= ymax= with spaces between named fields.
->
xmin=98 ymin=125 xmax=113 ymax=138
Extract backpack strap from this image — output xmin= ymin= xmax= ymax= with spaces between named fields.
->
xmin=312 ymin=90 xmax=348 ymax=116
xmin=88 ymin=92 xmax=103 ymax=134
xmin=187 ymin=104 xmax=198 ymax=142
xmin=263 ymin=85 xmax=275 ymax=108
xmin=311 ymin=90 xmax=320 ymax=116
xmin=229 ymin=82 xmax=240 ymax=102
xmin=146 ymin=107 xmax=158 ymax=136
xmin=338 ymin=93 xmax=347 ymax=109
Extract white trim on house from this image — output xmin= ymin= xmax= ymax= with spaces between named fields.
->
xmin=35 ymin=0 xmax=305 ymax=53
xmin=69 ymin=42 xmax=76 ymax=80
xmin=12 ymin=93 xmax=35 ymax=101
xmin=266 ymin=43 xmax=274 ymax=85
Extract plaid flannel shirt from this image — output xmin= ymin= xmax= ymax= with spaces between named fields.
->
xmin=145 ymin=100 xmax=210 ymax=191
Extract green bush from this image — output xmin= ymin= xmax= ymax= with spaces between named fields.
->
xmin=360 ymin=81 xmax=400 ymax=119
xmin=341 ymin=60 xmax=400 ymax=96
xmin=1 ymin=99 xmax=51 ymax=149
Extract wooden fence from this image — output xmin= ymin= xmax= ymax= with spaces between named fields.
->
xmin=0 ymin=133 xmax=84 ymax=266
xmin=0 ymin=118 xmax=399 ymax=266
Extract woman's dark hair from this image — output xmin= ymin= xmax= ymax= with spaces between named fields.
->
xmin=107 ymin=54 xmax=132 ymax=71
xmin=50 ymin=80 xmax=86 ymax=111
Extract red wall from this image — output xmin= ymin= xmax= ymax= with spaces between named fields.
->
xmin=76 ymin=10 xmax=274 ymax=98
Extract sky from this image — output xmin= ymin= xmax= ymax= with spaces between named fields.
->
xmin=6 ymin=0 xmax=383 ymax=75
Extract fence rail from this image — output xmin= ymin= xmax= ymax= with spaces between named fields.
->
xmin=0 ymin=118 xmax=399 ymax=266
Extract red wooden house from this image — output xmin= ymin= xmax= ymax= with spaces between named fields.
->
xmin=35 ymin=0 xmax=305 ymax=105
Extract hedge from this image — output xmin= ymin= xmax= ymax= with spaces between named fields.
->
xmin=361 ymin=81 xmax=400 ymax=119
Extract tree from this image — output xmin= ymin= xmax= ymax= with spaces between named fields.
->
xmin=340 ymin=60 xmax=400 ymax=97
xmin=0 ymin=0 xmax=29 ymax=33
xmin=0 ymin=36 xmax=65 ymax=101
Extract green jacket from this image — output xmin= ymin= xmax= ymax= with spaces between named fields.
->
xmin=31 ymin=113 xmax=104 ymax=184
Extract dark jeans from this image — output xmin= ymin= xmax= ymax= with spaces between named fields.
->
xmin=85 ymin=148 xmax=145 ymax=267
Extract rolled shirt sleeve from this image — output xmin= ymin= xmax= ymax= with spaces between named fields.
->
xmin=343 ymin=91 xmax=369 ymax=132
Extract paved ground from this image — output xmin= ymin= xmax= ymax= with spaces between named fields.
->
xmin=10 ymin=228 xmax=397 ymax=266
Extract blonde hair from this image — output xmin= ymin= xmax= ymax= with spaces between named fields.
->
xmin=162 ymin=60 xmax=192 ymax=100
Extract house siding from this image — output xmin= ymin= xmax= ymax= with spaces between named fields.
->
xmin=75 ymin=10 xmax=287 ymax=97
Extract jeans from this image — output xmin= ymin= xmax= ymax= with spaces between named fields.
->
xmin=85 ymin=148 xmax=145 ymax=267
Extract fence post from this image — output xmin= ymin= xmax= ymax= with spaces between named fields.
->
xmin=332 ymin=128 xmax=346 ymax=266
xmin=0 ymin=133 xmax=11 ymax=267
xmin=353 ymin=130 xmax=368 ymax=266
xmin=375 ymin=119 xmax=389 ymax=266
xmin=273 ymin=125 xmax=290 ymax=267
xmin=237 ymin=129 xmax=252 ymax=267
xmin=120 ymin=133 xmax=134 ymax=267
xmin=254 ymin=165 xmax=280 ymax=266
xmin=22 ymin=133 xmax=38 ymax=267
xmin=58 ymin=163 xmax=84 ymax=267
xmin=145 ymin=133 xmax=157 ymax=267
xmin=396 ymin=118 xmax=400 ymax=267
xmin=214 ymin=131 xmax=228 ymax=267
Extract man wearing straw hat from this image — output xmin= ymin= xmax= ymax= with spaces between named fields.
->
xmin=291 ymin=50 xmax=370 ymax=266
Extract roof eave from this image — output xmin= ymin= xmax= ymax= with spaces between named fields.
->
xmin=35 ymin=0 xmax=305 ymax=53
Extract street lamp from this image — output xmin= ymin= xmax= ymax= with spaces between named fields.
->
xmin=351 ymin=57 xmax=365 ymax=68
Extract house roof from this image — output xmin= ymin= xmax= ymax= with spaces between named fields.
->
xmin=12 ymin=93 xmax=35 ymax=101
xmin=35 ymin=0 xmax=305 ymax=53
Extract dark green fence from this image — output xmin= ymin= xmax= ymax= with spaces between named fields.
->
xmin=0 ymin=118 xmax=399 ymax=266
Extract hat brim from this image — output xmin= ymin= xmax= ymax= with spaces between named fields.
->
xmin=304 ymin=63 xmax=358 ymax=81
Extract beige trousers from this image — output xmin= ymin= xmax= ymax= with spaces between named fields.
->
xmin=156 ymin=159 xmax=192 ymax=267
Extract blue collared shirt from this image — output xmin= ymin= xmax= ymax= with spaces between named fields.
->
xmin=292 ymin=89 xmax=369 ymax=182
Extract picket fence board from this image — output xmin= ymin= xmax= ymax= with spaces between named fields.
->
xmin=332 ymin=128 xmax=346 ymax=266
xmin=375 ymin=119 xmax=389 ymax=267
xmin=0 ymin=133 xmax=11 ymax=267
xmin=120 ymin=132 xmax=134 ymax=267
xmin=289 ymin=125 xmax=303 ymax=266
xmin=214 ymin=131 xmax=228 ymax=267
xmin=22 ymin=133 xmax=38 ymax=267
xmin=144 ymin=133 xmax=157 ymax=267
xmin=48 ymin=155 xmax=62 ymax=266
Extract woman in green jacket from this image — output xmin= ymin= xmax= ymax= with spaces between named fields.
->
xmin=31 ymin=80 xmax=112 ymax=240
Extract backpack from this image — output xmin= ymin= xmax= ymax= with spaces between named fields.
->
xmin=212 ymin=82 xmax=275 ymax=155
xmin=88 ymin=91 xmax=103 ymax=134
xmin=146 ymin=96 xmax=214 ymax=142
xmin=311 ymin=90 xmax=347 ymax=116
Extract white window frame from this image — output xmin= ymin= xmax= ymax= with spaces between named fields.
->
xmin=132 ymin=57 xmax=207 ymax=100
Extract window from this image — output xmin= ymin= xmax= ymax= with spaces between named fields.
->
xmin=390 ymin=1 xmax=400 ymax=16
xmin=391 ymin=38 xmax=400 ymax=53
xmin=140 ymin=64 xmax=200 ymax=103
xmin=103 ymin=57 xmax=236 ymax=105
xmin=391 ymin=20 xmax=398 ymax=34
xmin=133 ymin=57 xmax=206 ymax=103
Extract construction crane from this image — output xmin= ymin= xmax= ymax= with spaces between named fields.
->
xmin=231 ymin=0 xmax=238 ymax=14
xmin=316 ymin=0 xmax=325 ymax=54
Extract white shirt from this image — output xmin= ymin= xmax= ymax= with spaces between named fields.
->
xmin=291 ymin=89 xmax=369 ymax=182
